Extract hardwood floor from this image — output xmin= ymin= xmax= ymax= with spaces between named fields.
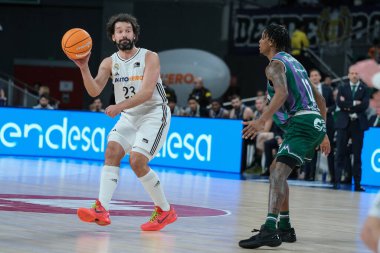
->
xmin=0 ymin=156 xmax=375 ymax=253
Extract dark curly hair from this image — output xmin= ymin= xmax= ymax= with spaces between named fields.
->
xmin=106 ymin=13 xmax=140 ymax=42
xmin=263 ymin=24 xmax=290 ymax=53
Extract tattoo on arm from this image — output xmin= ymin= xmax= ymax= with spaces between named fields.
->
xmin=266 ymin=61 xmax=287 ymax=92
xmin=260 ymin=60 xmax=288 ymax=121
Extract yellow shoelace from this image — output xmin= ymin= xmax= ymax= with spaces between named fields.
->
xmin=149 ymin=208 xmax=160 ymax=222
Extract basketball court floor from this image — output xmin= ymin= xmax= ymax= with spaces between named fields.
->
xmin=0 ymin=155 xmax=376 ymax=253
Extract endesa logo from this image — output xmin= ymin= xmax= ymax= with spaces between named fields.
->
xmin=157 ymin=132 xmax=212 ymax=162
xmin=0 ymin=108 xmax=243 ymax=173
xmin=0 ymin=108 xmax=110 ymax=160
xmin=371 ymin=149 xmax=380 ymax=173
xmin=0 ymin=118 xmax=105 ymax=152
xmin=362 ymin=128 xmax=380 ymax=187
xmin=154 ymin=117 xmax=243 ymax=173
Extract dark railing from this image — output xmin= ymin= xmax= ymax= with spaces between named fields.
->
xmin=0 ymin=71 xmax=60 ymax=108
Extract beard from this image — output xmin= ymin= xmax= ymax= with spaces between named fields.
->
xmin=116 ymin=38 xmax=134 ymax=51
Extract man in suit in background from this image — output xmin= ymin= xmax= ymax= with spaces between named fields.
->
xmin=303 ymin=69 xmax=336 ymax=182
xmin=334 ymin=65 xmax=369 ymax=191
xmin=369 ymin=110 xmax=380 ymax=127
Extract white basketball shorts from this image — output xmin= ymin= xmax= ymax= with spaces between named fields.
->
xmin=108 ymin=104 xmax=171 ymax=161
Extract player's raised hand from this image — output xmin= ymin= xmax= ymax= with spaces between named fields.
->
xmin=72 ymin=52 xmax=91 ymax=69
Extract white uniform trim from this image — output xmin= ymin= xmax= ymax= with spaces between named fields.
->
xmin=294 ymin=110 xmax=321 ymax=117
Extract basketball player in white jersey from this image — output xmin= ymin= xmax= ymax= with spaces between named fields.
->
xmin=71 ymin=13 xmax=177 ymax=231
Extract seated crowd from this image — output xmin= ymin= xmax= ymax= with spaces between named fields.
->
xmin=165 ymin=73 xmax=380 ymax=188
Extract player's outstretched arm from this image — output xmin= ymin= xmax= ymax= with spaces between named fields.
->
xmin=73 ymin=54 xmax=111 ymax=97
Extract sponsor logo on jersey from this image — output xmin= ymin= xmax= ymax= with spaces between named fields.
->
xmin=114 ymin=75 xmax=143 ymax=83
xmin=114 ymin=76 xmax=129 ymax=83
xmin=313 ymin=118 xmax=326 ymax=132
xmin=129 ymin=75 xmax=143 ymax=81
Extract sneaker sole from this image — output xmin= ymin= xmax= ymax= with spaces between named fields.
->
xmin=240 ymin=240 xmax=282 ymax=249
xmin=281 ymin=237 xmax=296 ymax=243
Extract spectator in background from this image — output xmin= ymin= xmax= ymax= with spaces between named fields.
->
xmin=230 ymin=95 xmax=255 ymax=171
xmin=254 ymin=97 xmax=274 ymax=153
xmin=221 ymin=75 xmax=241 ymax=103
xmin=323 ymin=76 xmax=333 ymax=87
xmin=188 ymin=77 xmax=212 ymax=109
xmin=183 ymin=97 xmax=208 ymax=117
xmin=163 ymin=82 xmax=181 ymax=115
xmin=262 ymin=125 xmax=284 ymax=176
xmin=229 ymin=95 xmax=254 ymax=121
xmin=38 ymin=85 xmax=50 ymax=97
xmin=163 ymin=82 xmax=177 ymax=104
xmin=291 ymin=23 xmax=310 ymax=56
xmin=368 ymin=38 xmax=380 ymax=63
xmin=209 ymin=99 xmax=229 ymax=118
xmin=252 ymin=96 xmax=266 ymax=119
xmin=334 ymin=65 xmax=369 ymax=191
xmin=291 ymin=23 xmax=314 ymax=72
xmin=369 ymin=104 xmax=380 ymax=127
xmin=251 ymin=90 xmax=266 ymax=112
xmin=37 ymin=85 xmax=58 ymax=108
xmin=168 ymin=98 xmax=182 ymax=116
xmin=367 ymin=88 xmax=379 ymax=120
xmin=33 ymin=94 xmax=54 ymax=110
xmin=361 ymin=192 xmax=380 ymax=253
xmin=256 ymin=90 xmax=265 ymax=97
xmin=0 ymin=88 xmax=7 ymax=106
xmin=30 ymin=82 xmax=41 ymax=97
xmin=90 ymin=97 xmax=105 ymax=112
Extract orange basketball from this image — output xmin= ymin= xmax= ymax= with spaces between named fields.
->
xmin=61 ymin=28 xmax=92 ymax=60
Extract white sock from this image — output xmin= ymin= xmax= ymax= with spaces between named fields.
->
xmin=139 ymin=169 xmax=170 ymax=211
xmin=98 ymin=165 xmax=119 ymax=211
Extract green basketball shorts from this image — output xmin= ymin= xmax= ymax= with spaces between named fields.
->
xmin=276 ymin=112 xmax=326 ymax=166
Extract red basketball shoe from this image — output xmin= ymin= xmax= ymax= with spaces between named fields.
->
xmin=77 ymin=199 xmax=111 ymax=226
xmin=141 ymin=206 xmax=177 ymax=231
